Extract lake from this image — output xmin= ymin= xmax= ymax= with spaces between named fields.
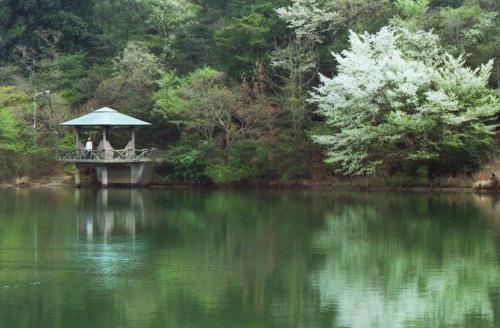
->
xmin=0 ymin=188 xmax=499 ymax=327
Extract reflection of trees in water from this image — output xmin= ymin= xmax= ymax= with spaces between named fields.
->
xmin=133 ymin=190 xmax=334 ymax=327
xmin=1 ymin=189 xmax=499 ymax=327
xmin=311 ymin=193 xmax=500 ymax=328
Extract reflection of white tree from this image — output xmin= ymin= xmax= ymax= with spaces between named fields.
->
xmin=312 ymin=205 xmax=500 ymax=327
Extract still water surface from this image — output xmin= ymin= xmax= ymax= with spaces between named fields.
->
xmin=0 ymin=188 xmax=499 ymax=327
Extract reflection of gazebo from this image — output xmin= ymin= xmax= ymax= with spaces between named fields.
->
xmin=59 ymin=107 xmax=152 ymax=187
xmin=76 ymin=189 xmax=145 ymax=241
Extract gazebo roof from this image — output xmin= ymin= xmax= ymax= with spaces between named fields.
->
xmin=61 ymin=107 xmax=151 ymax=127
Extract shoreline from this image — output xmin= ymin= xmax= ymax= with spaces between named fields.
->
xmin=2 ymin=173 xmax=498 ymax=193
xmin=0 ymin=181 xmax=490 ymax=193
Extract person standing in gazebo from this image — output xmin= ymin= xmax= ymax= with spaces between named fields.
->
xmin=85 ymin=137 xmax=93 ymax=159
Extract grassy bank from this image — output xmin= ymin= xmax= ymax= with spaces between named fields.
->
xmin=2 ymin=172 xmax=475 ymax=191
xmin=2 ymin=155 xmax=498 ymax=192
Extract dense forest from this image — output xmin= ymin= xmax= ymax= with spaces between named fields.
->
xmin=0 ymin=0 xmax=499 ymax=184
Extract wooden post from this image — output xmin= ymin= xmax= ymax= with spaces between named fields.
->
xmin=74 ymin=128 xmax=80 ymax=159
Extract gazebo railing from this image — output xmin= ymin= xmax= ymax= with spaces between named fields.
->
xmin=58 ymin=148 xmax=153 ymax=162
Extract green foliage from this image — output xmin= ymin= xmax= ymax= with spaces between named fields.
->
xmin=140 ymin=0 xmax=201 ymax=35
xmin=214 ymin=4 xmax=285 ymax=77
xmin=87 ymin=42 xmax=160 ymax=119
xmin=432 ymin=4 xmax=496 ymax=53
xmin=56 ymin=131 xmax=76 ymax=152
xmin=0 ymin=0 xmax=103 ymax=58
xmin=271 ymin=38 xmax=318 ymax=131
xmin=204 ymin=162 xmax=249 ymax=184
xmin=156 ymin=135 xmax=220 ymax=183
xmin=0 ymin=86 xmax=33 ymax=180
xmin=52 ymin=52 xmax=87 ymax=105
xmin=114 ymin=42 xmax=160 ymax=86
xmin=395 ymin=0 xmax=430 ymax=18
xmin=155 ymin=67 xmax=238 ymax=143
xmin=205 ymin=139 xmax=271 ymax=183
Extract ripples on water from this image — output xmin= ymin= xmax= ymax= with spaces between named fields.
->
xmin=0 ymin=189 xmax=499 ymax=328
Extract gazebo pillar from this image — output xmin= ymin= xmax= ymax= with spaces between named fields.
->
xmin=74 ymin=128 xmax=81 ymax=187
xmin=101 ymin=126 xmax=109 ymax=187
xmin=102 ymin=125 xmax=108 ymax=146
xmin=74 ymin=128 xmax=80 ymax=149
xmin=131 ymin=127 xmax=135 ymax=150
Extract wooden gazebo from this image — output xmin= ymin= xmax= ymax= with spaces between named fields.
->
xmin=59 ymin=107 xmax=152 ymax=187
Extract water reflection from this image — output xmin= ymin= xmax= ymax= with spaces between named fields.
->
xmin=72 ymin=189 xmax=147 ymax=292
xmin=472 ymin=193 xmax=500 ymax=225
xmin=0 ymin=189 xmax=498 ymax=328
xmin=312 ymin=193 xmax=500 ymax=327
xmin=75 ymin=189 xmax=145 ymax=240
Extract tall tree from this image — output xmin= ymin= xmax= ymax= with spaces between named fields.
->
xmin=269 ymin=37 xmax=318 ymax=131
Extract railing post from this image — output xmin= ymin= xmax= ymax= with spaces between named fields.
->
xmin=58 ymin=148 xmax=153 ymax=162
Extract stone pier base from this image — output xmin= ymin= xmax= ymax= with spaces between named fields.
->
xmin=77 ymin=163 xmax=150 ymax=187
xmin=74 ymin=167 xmax=81 ymax=187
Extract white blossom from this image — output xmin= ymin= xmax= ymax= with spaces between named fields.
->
xmin=311 ymin=26 xmax=500 ymax=175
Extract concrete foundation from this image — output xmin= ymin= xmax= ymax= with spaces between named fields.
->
xmin=74 ymin=167 xmax=81 ymax=187
xmin=101 ymin=167 xmax=108 ymax=187
xmin=93 ymin=163 xmax=149 ymax=186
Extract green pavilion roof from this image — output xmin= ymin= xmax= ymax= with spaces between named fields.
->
xmin=61 ymin=107 xmax=151 ymax=126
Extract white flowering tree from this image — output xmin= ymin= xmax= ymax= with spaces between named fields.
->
xmin=311 ymin=27 xmax=500 ymax=176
